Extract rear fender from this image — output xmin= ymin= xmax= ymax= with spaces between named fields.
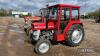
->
xmin=64 ymin=20 xmax=83 ymax=36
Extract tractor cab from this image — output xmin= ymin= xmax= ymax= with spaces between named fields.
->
xmin=47 ymin=4 xmax=82 ymax=41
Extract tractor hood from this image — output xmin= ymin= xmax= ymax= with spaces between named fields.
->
xmin=31 ymin=22 xmax=54 ymax=30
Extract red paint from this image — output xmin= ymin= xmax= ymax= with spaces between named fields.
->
xmin=56 ymin=34 xmax=64 ymax=41
xmin=49 ymin=4 xmax=80 ymax=8
xmin=32 ymin=23 xmax=46 ymax=30
xmin=48 ymin=22 xmax=55 ymax=29
xmin=32 ymin=22 xmax=55 ymax=30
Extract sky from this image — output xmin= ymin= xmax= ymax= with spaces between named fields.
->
xmin=0 ymin=0 xmax=100 ymax=15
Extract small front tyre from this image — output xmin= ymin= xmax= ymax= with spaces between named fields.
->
xmin=34 ymin=39 xmax=51 ymax=54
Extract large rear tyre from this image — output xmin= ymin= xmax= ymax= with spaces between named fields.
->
xmin=34 ymin=39 xmax=51 ymax=54
xmin=66 ymin=24 xmax=85 ymax=46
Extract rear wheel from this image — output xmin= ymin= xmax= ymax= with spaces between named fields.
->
xmin=34 ymin=39 xmax=51 ymax=54
xmin=66 ymin=24 xmax=84 ymax=46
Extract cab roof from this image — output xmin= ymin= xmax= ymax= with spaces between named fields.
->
xmin=48 ymin=4 xmax=80 ymax=8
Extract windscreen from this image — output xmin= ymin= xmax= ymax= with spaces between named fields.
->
xmin=49 ymin=7 xmax=59 ymax=20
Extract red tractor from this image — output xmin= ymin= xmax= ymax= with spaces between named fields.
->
xmin=23 ymin=16 xmax=41 ymax=35
xmin=23 ymin=8 xmax=47 ymax=35
xmin=29 ymin=4 xmax=85 ymax=54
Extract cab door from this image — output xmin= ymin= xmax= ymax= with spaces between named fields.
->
xmin=60 ymin=7 xmax=70 ymax=33
xmin=55 ymin=7 xmax=71 ymax=41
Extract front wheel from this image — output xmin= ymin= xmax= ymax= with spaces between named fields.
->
xmin=34 ymin=39 xmax=51 ymax=54
xmin=66 ymin=24 xmax=85 ymax=46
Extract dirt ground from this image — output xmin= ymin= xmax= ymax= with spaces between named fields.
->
xmin=0 ymin=17 xmax=100 ymax=56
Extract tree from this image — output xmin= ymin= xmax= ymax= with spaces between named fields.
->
xmin=88 ymin=8 xmax=100 ymax=17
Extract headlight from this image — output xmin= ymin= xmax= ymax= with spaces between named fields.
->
xmin=32 ymin=30 xmax=40 ymax=40
xmin=33 ymin=30 xmax=39 ymax=35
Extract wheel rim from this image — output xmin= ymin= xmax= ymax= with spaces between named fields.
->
xmin=72 ymin=29 xmax=83 ymax=43
xmin=38 ymin=43 xmax=49 ymax=54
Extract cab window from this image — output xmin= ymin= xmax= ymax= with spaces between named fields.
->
xmin=49 ymin=7 xmax=59 ymax=20
xmin=61 ymin=8 xmax=70 ymax=21
xmin=72 ymin=8 xmax=79 ymax=19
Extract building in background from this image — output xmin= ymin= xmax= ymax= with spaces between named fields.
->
xmin=12 ymin=11 xmax=30 ymax=18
